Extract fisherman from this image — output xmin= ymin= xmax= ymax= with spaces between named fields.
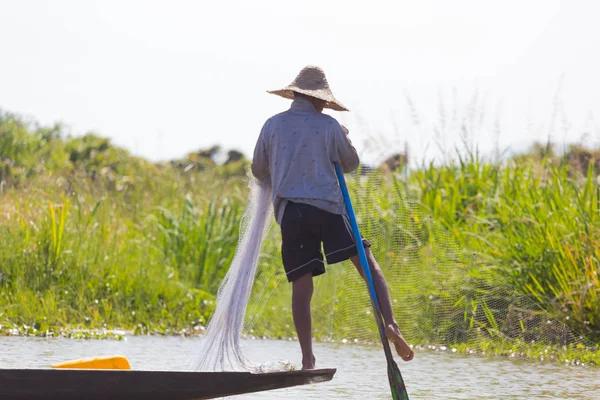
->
xmin=251 ymin=65 xmax=414 ymax=370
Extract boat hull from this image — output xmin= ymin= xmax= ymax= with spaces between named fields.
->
xmin=0 ymin=368 xmax=336 ymax=400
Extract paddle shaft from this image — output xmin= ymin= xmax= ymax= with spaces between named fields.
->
xmin=335 ymin=164 xmax=409 ymax=400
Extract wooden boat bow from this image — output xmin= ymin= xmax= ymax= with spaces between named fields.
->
xmin=0 ymin=367 xmax=337 ymax=399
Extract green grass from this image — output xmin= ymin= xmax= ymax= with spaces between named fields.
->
xmin=408 ymin=152 xmax=600 ymax=341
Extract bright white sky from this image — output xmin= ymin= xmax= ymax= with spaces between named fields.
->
xmin=1 ymin=0 xmax=599 ymax=165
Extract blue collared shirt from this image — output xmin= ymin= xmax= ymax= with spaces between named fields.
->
xmin=252 ymin=97 xmax=360 ymax=224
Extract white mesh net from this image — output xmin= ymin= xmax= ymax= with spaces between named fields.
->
xmin=190 ymin=164 xmax=598 ymax=389
xmin=190 ymin=177 xmax=292 ymax=372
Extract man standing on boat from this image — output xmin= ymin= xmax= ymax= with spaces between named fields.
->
xmin=251 ymin=65 xmax=414 ymax=370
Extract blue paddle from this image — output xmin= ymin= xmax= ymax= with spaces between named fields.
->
xmin=335 ymin=163 xmax=410 ymax=400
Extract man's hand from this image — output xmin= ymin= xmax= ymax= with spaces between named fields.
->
xmin=341 ymin=125 xmax=349 ymax=135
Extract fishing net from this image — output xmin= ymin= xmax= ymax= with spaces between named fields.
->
xmin=189 ymin=177 xmax=291 ymax=372
xmin=191 ymin=164 xmax=598 ymax=390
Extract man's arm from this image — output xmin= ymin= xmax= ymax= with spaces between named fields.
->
xmin=331 ymin=122 xmax=360 ymax=173
xmin=251 ymin=122 xmax=270 ymax=180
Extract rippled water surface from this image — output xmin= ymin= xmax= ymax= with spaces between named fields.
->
xmin=1 ymin=336 xmax=598 ymax=399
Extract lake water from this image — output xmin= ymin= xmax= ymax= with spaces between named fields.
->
xmin=0 ymin=336 xmax=598 ymax=399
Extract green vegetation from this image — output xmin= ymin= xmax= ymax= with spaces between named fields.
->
xmin=0 ymin=108 xmax=598 ymax=365
xmin=0 ymin=109 xmax=240 ymax=337
xmin=410 ymin=148 xmax=600 ymax=342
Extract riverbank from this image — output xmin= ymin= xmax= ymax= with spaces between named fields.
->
xmin=2 ymin=320 xmax=598 ymax=367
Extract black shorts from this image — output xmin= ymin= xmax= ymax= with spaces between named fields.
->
xmin=280 ymin=201 xmax=371 ymax=282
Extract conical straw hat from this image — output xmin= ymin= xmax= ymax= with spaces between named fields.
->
xmin=267 ymin=65 xmax=348 ymax=112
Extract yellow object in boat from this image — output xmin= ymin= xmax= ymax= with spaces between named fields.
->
xmin=52 ymin=355 xmax=131 ymax=370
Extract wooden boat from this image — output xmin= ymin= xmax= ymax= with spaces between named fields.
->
xmin=0 ymin=367 xmax=336 ymax=400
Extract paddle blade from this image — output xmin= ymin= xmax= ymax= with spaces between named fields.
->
xmin=387 ymin=360 xmax=409 ymax=400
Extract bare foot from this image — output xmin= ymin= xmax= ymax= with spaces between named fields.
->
xmin=302 ymin=355 xmax=316 ymax=370
xmin=385 ymin=325 xmax=414 ymax=362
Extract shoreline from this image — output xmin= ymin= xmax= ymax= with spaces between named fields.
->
xmin=2 ymin=324 xmax=598 ymax=368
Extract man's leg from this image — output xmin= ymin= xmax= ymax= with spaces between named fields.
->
xmin=292 ymin=272 xmax=316 ymax=369
xmin=281 ymin=202 xmax=326 ymax=370
xmin=350 ymin=249 xmax=414 ymax=362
